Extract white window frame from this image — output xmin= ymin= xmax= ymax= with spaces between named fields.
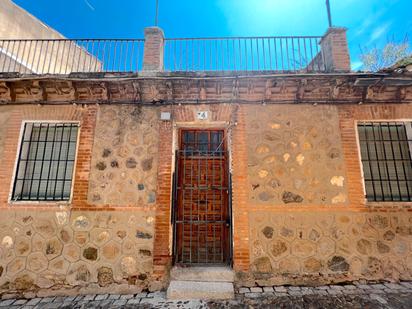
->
xmin=8 ymin=120 xmax=81 ymax=205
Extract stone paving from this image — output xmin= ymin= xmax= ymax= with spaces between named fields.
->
xmin=0 ymin=282 xmax=412 ymax=308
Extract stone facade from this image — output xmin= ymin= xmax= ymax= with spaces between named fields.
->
xmin=0 ymin=209 xmax=155 ymax=296
xmin=0 ymin=104 xmax=159 ymax=297
xmin=0 ymin=73 xmax=411 ymax=296
xmin=246 ymin=105 xmax=348 ymax=206
xmin=246 ymin=211 xmax=412 ymax=286
xmin=238 ymin=103 xmax=412 ymax=286
xmin=88 ymin=106 xmax=159 ymax=206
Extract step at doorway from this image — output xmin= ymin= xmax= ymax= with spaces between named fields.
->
xmin=167 ymin=266 xmax=235 ymax=300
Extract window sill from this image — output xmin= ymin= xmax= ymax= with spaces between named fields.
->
xmin=365 ymin=201 xmax=412 ymax=209
xmin=8 ymin=200 xmax=71 ymax=207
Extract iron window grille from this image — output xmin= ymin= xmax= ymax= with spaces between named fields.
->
xmin=12 ymin=122 xmax=79 ymax=202
xmin=358 ymin=122 xmax=412 ymax=202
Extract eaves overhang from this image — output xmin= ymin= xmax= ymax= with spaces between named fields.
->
xmin=0 ymin=71 xmax=411 ymax=106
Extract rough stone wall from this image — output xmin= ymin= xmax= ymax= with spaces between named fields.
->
xmin=241 ymin=103 xmax=412 ymax=286
xmin=0 ymin=209 xmax=155 ymax=297
xmin=1 ymin=100 xmax=412 ymax=295
xmin=0 ymin=104 xmax=159 ymax=297
xmin=246 ymin=105 xmax=348 ymax=206
xmin=245 ymin=211 xmax=412 ymax=286
xmin=88 ymin=106 xmax=159 ymax=206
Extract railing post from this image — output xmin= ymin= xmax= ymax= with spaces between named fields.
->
xmin=320 ymin=27 xmax=351 ymax=72
xmin=143 ymin=27 xmax=165 ymax=72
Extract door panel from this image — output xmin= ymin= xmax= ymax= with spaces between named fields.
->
xmin=173 ymin=129 xmax=231 ymax=265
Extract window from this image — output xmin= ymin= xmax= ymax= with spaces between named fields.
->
xmin=12 ymin=122 xmax=79 ymax=201
xmin=358 ymin=122 xmax=412 ymax=202
xmin=181 ymin=130 xmax=224 ymax=155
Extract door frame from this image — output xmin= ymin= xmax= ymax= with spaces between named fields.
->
xmin=171 ymin=127 xmax=233 ymax=266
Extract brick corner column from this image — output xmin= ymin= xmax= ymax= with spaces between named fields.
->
xmin=320 ymin=27 xmax=351 ymax=73
xmin=231 ymin=105 xmax=251 ymax=272
xmin=152 ymin=119 xmax=173 ymax=278
xmin=143 ymin=27 xmax=165 ymax=72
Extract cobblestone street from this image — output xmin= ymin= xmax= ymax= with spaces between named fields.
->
xmin=0 ymin=282 xmax=412 ymax=308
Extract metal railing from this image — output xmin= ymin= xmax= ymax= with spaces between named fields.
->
xmin=0 ymin=36 xmax=326 ymax=74
xmin=164 ymin=36 xmax=325 ymax=72
xmin=0 ymin=39 xmax=144 ymax=74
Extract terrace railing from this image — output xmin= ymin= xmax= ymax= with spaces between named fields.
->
xmin=0 ymin=34 xmax=331 ymax=74
xmin=164 ymin=36 xmax=325 ymax=72
xmin=0 ymin=39 xmax=144 ymax=74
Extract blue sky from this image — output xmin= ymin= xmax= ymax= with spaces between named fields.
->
xmin=12 ymin=0 xmax=412 ymax=70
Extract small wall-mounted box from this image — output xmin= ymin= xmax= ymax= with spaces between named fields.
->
xmin=160 ymin=112 xmax=171 ymax=121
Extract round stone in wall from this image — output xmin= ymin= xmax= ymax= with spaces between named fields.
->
xmin=304 ymin=257 xmax=322 ymax=272
xmin=367 ymin=257 xmax=382 ymax=276
xmin=2 ymin=236 xmax=14 ymax=249
xmin=141 ymin=158 xmax=153 ymax=171
xmin=377 ymin=241 xmax=390 ymax=254
xmin=327 ymin=256 xmax=349 ymax=272
xmin=258 ymin=170 xmax=269 ymax=178
xmin=73 ymin=216 xmax=90 ymax=230
xmin=102 ymin=241 xmax=121 ymax=261
xmin=83 ymin=247 xmax=98 ymax=261
xmin=308 ymin=229 xmax=321 ymax=242
xmin=271 ymin=240 xmax=288 ymax=257
xmin=383 ymin=230 xmax=395 ymax=241
xmin=280 ymin=227 xmax=294 ymax=238
xmin=282 ymin=191 xmax=303 ymax=204
xmin=126 ymin=158 xmax=137 ymax=169
xmin=97 ymin=266 xmax=114 ymax=287
xmin=96 ymin=162 xmax=107 ymax=171
xmin=356 ymin=239 xmax=372 ymax=255
xmin=252 ymin=256 xmax=272 ymax=273
xmin=262 ymin=226 xmax=274 ymax=239
xmin=102 ymin=149 xmax=112 ymax=158
xmin=120 ymin=256 xmax=137 ymax=276
xmin=74 ymin=264 xmax=91 ymax=282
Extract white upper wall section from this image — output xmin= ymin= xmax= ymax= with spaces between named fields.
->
xmin=0 ymin=0 xmax=66 ymax=39
xmin=0 ymin=1 xmax=102 ymax=74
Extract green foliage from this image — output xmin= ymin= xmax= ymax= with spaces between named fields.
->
xmin=360 ymin=39 xmax=410 ymax=72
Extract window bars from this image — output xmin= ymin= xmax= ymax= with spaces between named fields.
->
xmin=12 ymin=123 xmax=79 ymax=201
xmin=358 ymin=122 xmax=412 ymax=202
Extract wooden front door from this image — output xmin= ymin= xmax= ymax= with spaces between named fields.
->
xmin=173 ymin=129 xmax=231 ymax=265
